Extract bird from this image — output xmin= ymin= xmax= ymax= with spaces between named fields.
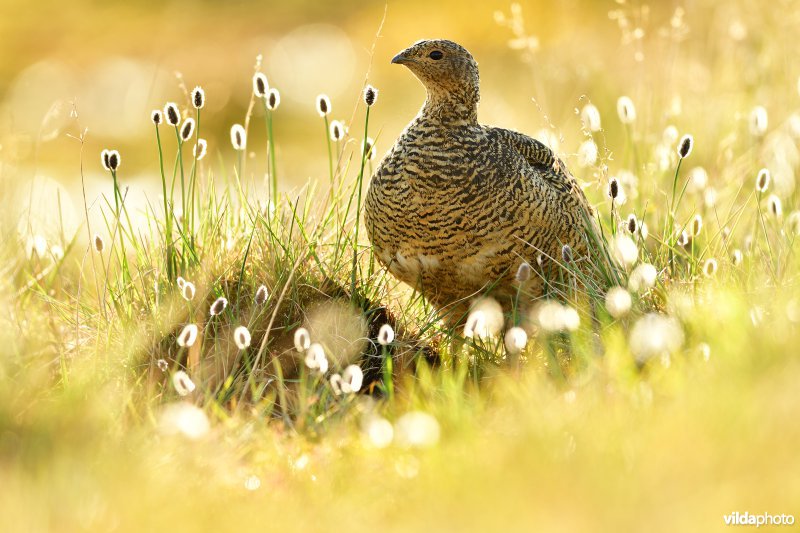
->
xmin=364 ymin=39 xmax=596 ymax=326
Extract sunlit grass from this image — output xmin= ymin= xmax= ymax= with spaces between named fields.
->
xmin=3 ymin=2 xmax=800 ymax=531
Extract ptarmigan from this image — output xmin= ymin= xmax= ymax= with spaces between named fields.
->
xmin=364 ymin=39 xmax=595 ymax=324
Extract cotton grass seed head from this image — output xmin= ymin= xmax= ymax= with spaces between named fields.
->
xmin=617 ymin=96 xmax=636 ymax=124
xmin=363 ymin=85 xmax=378 ymax=107
xmin=536 ymin=301 xmax=580 ymax=332
xmin=267 ymin=88 xmax=280 ymax=110
xmin=767 ymin=195 xmax=782 ymax=218
xmin=151 ymin=109 xmax=163 ymax=125
xmin=626 ymin=214 xmax=639 ymax=235
xmin=561 ymin=244 xmax=573 ymax=264
xmin=394 ymin=411 xmax=440 ymax=448
xmin=164 ymin=102 xmax=180 ymax=126
xmin=788 ymin=211 xmax=800 ymax=236
xmin=677 ymin=134 xmax=693 ymax=159
xmin=316 ymin=94 xmax=331 ymax=116
xmin=580 ymin=103 xmax=601 ymax=132
xmin=191 ymin=86 xmax=205 ymax=109
xmin=194 ymin=139 xmax=207 ymax=160
xmin=577 ymin=139 xmax=598 ymax=167
xmin=629 ymin=313 xmax=684 ymax=363
xmin=304 ymin=343 xmax=328 ymax=373
xmin=177 ymin=324 xmax=199 ymax=348
xmin=605 ymin=286 xmax=632 ymax=318
xmin=504 ymin=327 xmax=528 ymax=354
xmin=180 ymin=118 xmax=195 ymax=141
xmin=157 ymin=359 xmax=168 ymax=372
xmin=629 ymin=263 xmax=658 ymax=292
xmin=341 ymin=364 xmax=364 ymax=394
xmin=103 ymin=150 xmax=120 ymax=171
xmin=252 ymin=72 xmax=268 ymax=98
xmin=612 ymin=233 xmax=638 ymax=267
xmin=94 ymin=234 xmax=105 ymax=252
xmin=690 ymin=214 xmax=703 ymax=236
xmin=230 ymin=124 xmax=246 ymax=151
xmin=378 ymin=323 xmax=395 ymax=346
xmin=254 ymin=284 xmax=268 ymax=305
xmin=329 ymin=120 xmax=344 ymax=141
xmin=209 ymin=296 xmax=228 ymax=316
xmin=731 ymin=248 xmax=744 ymax=266
xmin=233 ymin=326 xmax=251 ymax=350
xmin=293 ymin=327 xmax=311 ymax=352
xmin=515 ymin=261 xmax=532 ymax=283
xmin=756 ymin=168 xmax=770 ymax=193
xmin=749 ymin=106 xmax=768 ymax=136
xmin=181 ymin=281 xmax=196 ymax=301
xmin=608 ymin=177 xmax=620 ymax=200
xmin=158 ymin=402 xmax=209 ymax=440
xmin=464 ymin=310 xmax=488 ymax=339
xmin=362 ymin=137 xmax=377 ymax=160
xmin=172 ymin=370 xmax=196 ymax=396
xmin=687 ymin=167 xmax=708 ymax=192
xmin=703 ymin=258 xmax=718 ymax=278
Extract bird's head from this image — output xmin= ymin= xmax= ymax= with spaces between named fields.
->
xmin=391 ymin=39 xmax=480 ymax=108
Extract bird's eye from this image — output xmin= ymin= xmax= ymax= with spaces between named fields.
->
xmin=429 ymin=50 xmax=444 ymax=60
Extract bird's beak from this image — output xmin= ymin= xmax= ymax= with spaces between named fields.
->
xmin=391 ymin=52 xmax=410 ymax=65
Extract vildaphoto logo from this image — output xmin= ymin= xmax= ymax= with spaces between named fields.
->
xmin=723 ymin=512 xmax=795 ymax=527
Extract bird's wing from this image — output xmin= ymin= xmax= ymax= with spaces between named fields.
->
xmin=490 ymin=127 xmax=583 ymax=197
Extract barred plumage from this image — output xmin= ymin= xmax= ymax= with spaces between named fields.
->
xmin=364 ymin=39 xmax=595 ymax=322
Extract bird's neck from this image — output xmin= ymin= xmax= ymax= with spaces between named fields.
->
xmin=420 ymin=88 xmax=479 ymax=127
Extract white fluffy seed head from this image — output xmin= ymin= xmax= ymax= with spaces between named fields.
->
xmin=767 ymin=195 xmax=782 ymax=218
xmin=180 ymin=118 xmax=195 ymax=141
xmin=253 ymin=72 xmax=269 ymax=98
xmin=233 ymin=326 xmax=251 ymax=350
xmin=363 ymin=85 xmax=378 ymax=107
xmin=703 ymin=258 xmax=718 ymax=278
xmin=267 ymin=88 xmax=280 ymax=110
xmin=690 ymin=214 xmax=703 ymax=236
xmin=787 ymin=211 xmax=800 ymax=236
xmin=316 ymin=94 xmax=331 ymax=116
xmin=612 ymin=234 xmax=639 ymax=267
xmin=504 ymin=327 xmax=528 ymax=354
xmin=580 ymin=103 xmax=601 ymax=132
xmin=194 ymin=139 xmax=207 ymax=160
xmin=756 ymin=168 xmax=770 ymax=193
xmin=749 ymin=105 xmax=768 ymax=136
xmin=164 ymin=102 xmax=180 ymax=126
xmin=341 ymin=364 xmax=364 ymax=393
xmin=464 ymin=310 xmax=488 ymax=339
xmin=378 ymin=323 xmax=395 ymax=346
xmin=677 ymin=134 xmax=693 ymax=159
xmin=617 ymin=96 xmax=637 ymax=124
xmin=304 ymin=343 xmax=328 ymax=373
xmin=151 ymin=109 xmax=163 ymax=125
xmin=209 ymin=297 xmax=228 ymax=316
xmin=687 ymin=166 xmax=708 ymax=192
xmin=577 ymin=139 xmax=598 ymax=167
xmin=230 ymin=124 xmax=246 ymax=150
xmin=625 ymin=214 xmax=639 ymax=235
xmin=182 ymin=281 xmax=196 ymax=301
xmin=515 ymin=262 xmax=532 ymax=283
xmin=629 ymin=263 xmax=658 ymax=292
xmin=254 ymin=284 xmax=268 ymax=305
xmin=608 ymin=178 xmax=620 ymax=200
xmin=629 ymin=313 xmax=684 ymax=362
xmin=329 ymin=120 xmax=345 ymax=141
xmin=605 ymin=286 xmax=632 ymax=318
xmin=731 ymin=248 xmax=744 ymax=266
xmin=362 ymin=137 xmax=376 ymax=160
xmin=293 ymin=327 xmax=311 ymax=352
xmin=172 ymin=370 xmax=196 ymax=396
xmin=177 ymin=324 xmax=199 ymax=348
xmin=191 ymin=86 xmax=205 ymax=109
